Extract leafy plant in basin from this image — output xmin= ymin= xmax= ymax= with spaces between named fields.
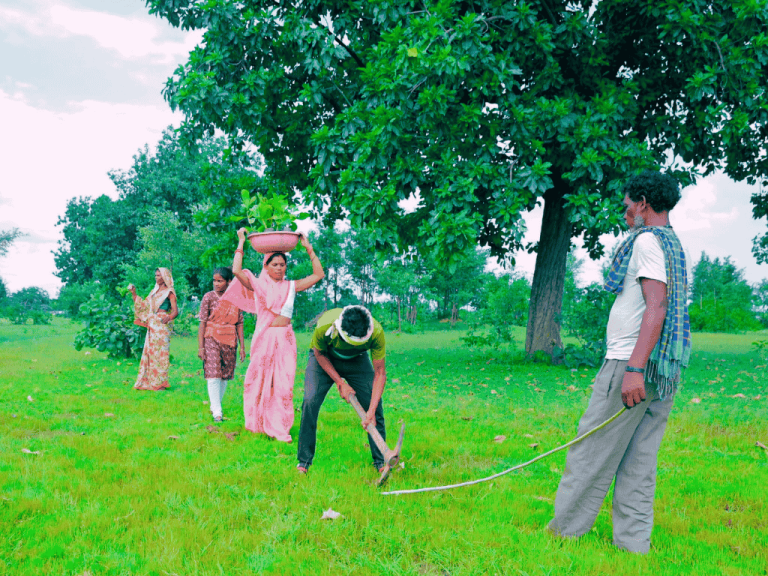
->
xmin=232 ymin=189 xmax=309 ymax=232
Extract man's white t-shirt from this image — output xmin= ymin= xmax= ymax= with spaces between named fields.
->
xmin=605 ymin=233 xmax=667 ymax=360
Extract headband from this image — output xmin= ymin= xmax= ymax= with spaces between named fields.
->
xmin=326 ymin=305 xmax=375 ymax=345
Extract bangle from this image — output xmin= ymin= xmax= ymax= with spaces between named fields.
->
xmin=235 ymin=249 xmax=244 ymax=255
xmin=625 ymin=366 xmax=645 ymax=374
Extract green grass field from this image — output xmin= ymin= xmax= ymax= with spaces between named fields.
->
xmin=1 ymin=319 xmax=766 ymax=575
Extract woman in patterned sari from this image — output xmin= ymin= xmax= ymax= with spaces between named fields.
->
xmin=129 ymin=267 xmax=178 ymax=391
xmin=222 ymin=227 xmax=324 ymax=442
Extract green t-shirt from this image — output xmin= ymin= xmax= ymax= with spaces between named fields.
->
xmin=309 ymin=308 xmax=386 ymax=361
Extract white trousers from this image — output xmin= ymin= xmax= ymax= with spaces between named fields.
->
xmin=206 ymin=378 xmax=229 ymax=418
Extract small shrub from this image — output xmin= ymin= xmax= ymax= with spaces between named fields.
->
xmin=751 ymin=339 xmax=768 ymax=362
xmin=552 ymin=341 xmax=606 ymax=369
xmin=74 ymin=294 xmax=145 ymax=359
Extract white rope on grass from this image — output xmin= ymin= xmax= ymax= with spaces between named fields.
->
xmin=381 ymin=407 xmax=626 ymax=496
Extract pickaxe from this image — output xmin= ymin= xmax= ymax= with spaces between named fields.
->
xmin=348 ymin=394 xmax=405 ymax=486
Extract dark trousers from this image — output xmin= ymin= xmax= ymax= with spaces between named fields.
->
xmin=297 ymin=351 xmax=386 ymax=469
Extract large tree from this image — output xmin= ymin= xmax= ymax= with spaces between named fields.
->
xmin=146 ymin=0 xmax=768 ymax=355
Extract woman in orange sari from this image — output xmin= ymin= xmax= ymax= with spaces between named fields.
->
xmin=129 ymin=267 xmax=178 ymax=391
xmin=222 ymin=228 xmax=324 ymax=442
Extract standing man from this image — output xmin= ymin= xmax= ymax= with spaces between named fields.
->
xmin=548 ymin=170 xmax=691 ymax=553
xmin=297 ymin=305 xmax=387 ymax=474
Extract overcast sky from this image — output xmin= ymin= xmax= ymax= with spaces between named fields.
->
xmin=1 ymin=0 xmax=767 ymax=297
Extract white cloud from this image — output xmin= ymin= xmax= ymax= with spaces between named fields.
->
xmin=0 ymin=89 xmax=182 ymax=294
xmin=672 ymin=176 xmax=740 ymax=232
xmin=0 ymin=1 xmax=202 ymax=64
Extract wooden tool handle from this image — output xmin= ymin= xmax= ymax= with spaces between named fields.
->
xmin=348 ymin=394 xmax=391 ymax=457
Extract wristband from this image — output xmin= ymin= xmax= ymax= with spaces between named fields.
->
xmin=625 ymin=366 xmax=645 ymax=374
xmin=235 ymin=249 xmax=244 ymax=255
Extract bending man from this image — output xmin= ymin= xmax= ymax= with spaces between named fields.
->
xmin=548 ymin=170 xmax=691 ymax=553
xmin=297 ymin=305 xmax=387 ymax=475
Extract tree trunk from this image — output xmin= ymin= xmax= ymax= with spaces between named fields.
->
xmin=450 ymin=303 xmax=458 ymax=327
xmin=525 ymin=183 xmax=573 ymax=358
xmin=397 ymin=297 xmax=402 ymax=332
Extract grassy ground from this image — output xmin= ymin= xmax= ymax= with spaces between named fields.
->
xmin=1 ymin=319 xmax=766 ymax=576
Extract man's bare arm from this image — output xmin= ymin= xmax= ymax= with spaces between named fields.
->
xmin=622 ymin=278 xmax=667 ymax=408
xmin=313 ymin=348 xmax=354 ymax=400
xmin=361 ymin=358 xmax=387 ymax=428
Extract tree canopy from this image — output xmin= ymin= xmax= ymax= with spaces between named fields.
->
xmin=54 ymin=128 xmax=260 ymax=292
xmin=145 ymin=0 xmax=768 ymax=356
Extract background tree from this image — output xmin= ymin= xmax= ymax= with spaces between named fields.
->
xmin=377 ymin=258 xmax=431 ymax=332
xmin=751 ymin=185 xmax=768 ymax=264
xmin=0 ymin=228 xmax=23 ymax=259
xmin=426 ymin=247 xmax=490 ymax=325
xmin=461 ymin=273 xmax=531 ymax=348
xmin=690 ymin=252 xmax=761 ymax=332
xmin=56 ymin=281 xmax=99 ymax=318
xmin=310 ymin=224 xmax=354 ymax=308
xmin=345 ymin=228 xmax=381 ymax=308
xmin=122 ymin=210 xmax=208 ymax=301
xmin=54 ymin=195 xmax=143 ymax=287
xmin=146 ymin=0 xmax=768 ymax=358
xmin=55 ymin=128 xmax=260 ymax=294
xmin=0 ymin=286 xmax=52 ymax=325
xmin=753 ymin=279 xmax=768 ymax=328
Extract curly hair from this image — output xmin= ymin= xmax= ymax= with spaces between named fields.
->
xmin=265 ymin=252 xmax=287 ymax=266
xmin=213 ymin=267 xmax=233 ymax=281
xmin=341 ymin=306 xmax=371 ymax=338
xmin=623 ymin=170 xmax=681 ymax=213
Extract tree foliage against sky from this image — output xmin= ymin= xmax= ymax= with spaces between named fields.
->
xmin=0 ymin=228 xmax=23 ymax=259
xmin=146 ymin=0 xmax=768 ymax=356
xmin=690 ymin=252 xmax=761 ymax=332
xmin=54 ymin=128 xmax=259 ymax=293
xmin=751 ymin=184 xmax=768 ymax=264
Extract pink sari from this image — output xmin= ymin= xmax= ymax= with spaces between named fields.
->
xmin=222 ymin=262 xmax=297 ymax=442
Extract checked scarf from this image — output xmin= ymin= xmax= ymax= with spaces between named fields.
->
xmin=605 ymin=226 xmax=691 ymax=400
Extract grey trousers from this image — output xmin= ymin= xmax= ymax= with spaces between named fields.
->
xmin=297 ymin=352 xmax=386 ymax=470
xmin=548 ymin=359 xmax=674 ymax=553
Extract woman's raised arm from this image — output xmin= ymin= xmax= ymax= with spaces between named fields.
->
xmin=294 ymin=234 xmax=325 ymax=292
xmin=232 ymin=227 xmax=253 ymax=291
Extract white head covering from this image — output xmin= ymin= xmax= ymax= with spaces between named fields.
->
xmin=325 ymin=305 xmax=375 ymax=345
xmin=148 ymin=267 xmax=175 ymax=313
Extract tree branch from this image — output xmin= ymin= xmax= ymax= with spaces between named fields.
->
xmin=334 ymin=35 xmax=365 ymax=68
xmin=538 ymin=0 xmax=560 ymax=28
